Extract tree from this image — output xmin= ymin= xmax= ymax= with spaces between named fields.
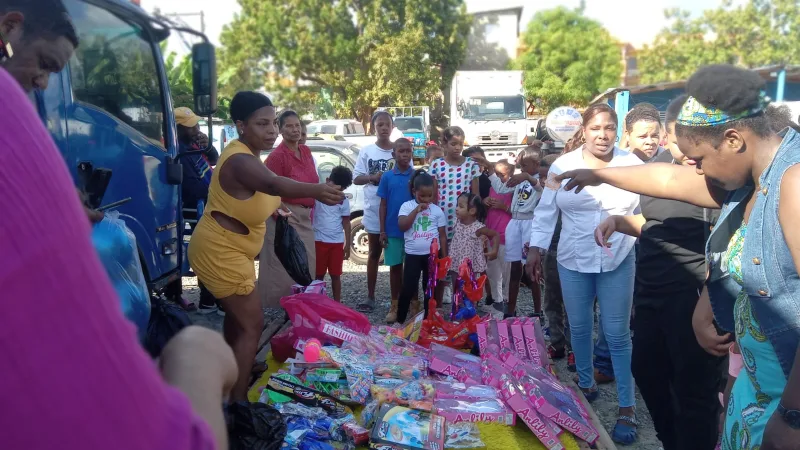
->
xmin=638 ymin=0 xmax=800 ymax=84
xmin=219 ymin=0 xmax=471 ymax=129
xmin=515 ymin=7 xmax=621 ymax=113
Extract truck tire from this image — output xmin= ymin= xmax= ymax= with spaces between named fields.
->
xmin=349 ymin=216 xmax=382 ymax=265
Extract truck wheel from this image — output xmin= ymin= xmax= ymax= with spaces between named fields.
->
xmin=349 ymin=216 xmax=381 ymax=265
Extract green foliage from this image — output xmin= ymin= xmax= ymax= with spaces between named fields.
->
xmin=638 ymin=0 xmax=800 ymax=84
xmin=515 ymin=7 xmax=621 ymax=113
xmin=163 ymin=45 xmax=231 ymax=120
xmin=219 ymin=0 xmax=471 ymax=126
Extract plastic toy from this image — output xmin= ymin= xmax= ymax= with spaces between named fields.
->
xmin=304 ymin=338 xmax=322 ymax=362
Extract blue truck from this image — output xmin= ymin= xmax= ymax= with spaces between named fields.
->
xmin=35 ymin=0 xmax=217 ymax=296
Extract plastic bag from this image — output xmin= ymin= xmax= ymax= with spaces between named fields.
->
xmin=226 ymin=401 xmax=287 ymax=450
xmin=272 ymin=294 xmax=371 ymax=363
xmin=275 ymin=215 xmax=313 ymax=286
xmin=144 ymin=296 xmax=192 ymax=358
xmin=91 ymin=211 xmax=150 ymax=340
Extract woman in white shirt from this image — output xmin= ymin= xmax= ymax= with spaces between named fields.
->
xmin=526 ymin=104 xmax=643 ymax=445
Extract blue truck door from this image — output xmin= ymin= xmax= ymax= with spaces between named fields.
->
xmin=58 ymin=0 xmax=181 ymax=287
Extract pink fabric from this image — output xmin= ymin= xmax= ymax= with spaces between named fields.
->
xmin=485 ymin=188 xmax=512 ymax=245
xmin=0 ymin=69 xmax=215 ymax=450
xmin=728 ymin=346 xmax=744 ymax=378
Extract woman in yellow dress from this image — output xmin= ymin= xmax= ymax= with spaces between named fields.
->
xmin=188 ymin=91 xmax=344 ymax=401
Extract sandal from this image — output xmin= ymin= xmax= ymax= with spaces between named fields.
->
xmin=574 ymin=380 xmax=599 ymax=403
xmin=612 ymin=413 xmax=638 ymax=445
xmin=357 ymin=298 xmax=375 ymax=313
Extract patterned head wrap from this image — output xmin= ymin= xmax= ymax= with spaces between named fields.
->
xmin=677 ymin=92 xmax=770 ymax=127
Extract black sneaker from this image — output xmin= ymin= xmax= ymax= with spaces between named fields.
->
xmin=484 ymin=296 xmax=495 ymax=306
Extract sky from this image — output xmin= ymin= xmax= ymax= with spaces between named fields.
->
xmin=141 ymin=0 xmax=725 ymax=56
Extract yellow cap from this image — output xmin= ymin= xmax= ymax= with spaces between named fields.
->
xmin=174 ymin=107 xmax=200 ymax=127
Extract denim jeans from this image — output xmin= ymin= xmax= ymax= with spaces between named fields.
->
xmin=594 ymin=313 xmax=614 ymax=377
xmin=558 ymin=250 xmax=636 ymax=407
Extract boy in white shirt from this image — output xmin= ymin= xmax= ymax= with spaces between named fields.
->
xmin=313 ymin=166 xmax=353 ymax=302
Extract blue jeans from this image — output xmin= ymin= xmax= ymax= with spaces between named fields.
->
xmin=595 ymin=314 xmax=614 ymax=377
xmin=558 ymin=251 xmax=635 ymax=407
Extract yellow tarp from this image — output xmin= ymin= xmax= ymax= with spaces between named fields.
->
xmin=248 ymin=353 xmax=580 ymax=450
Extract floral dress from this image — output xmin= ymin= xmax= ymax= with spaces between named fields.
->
xmin=449 ymin=220 xmax=487 ymax=274
xmin=722 ymin=223 xmax=786 ymax=450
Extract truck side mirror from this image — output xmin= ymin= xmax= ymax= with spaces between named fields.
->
xmin=192 ymin=42 xmax=217 ymax=117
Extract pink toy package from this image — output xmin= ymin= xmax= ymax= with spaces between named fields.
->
xmin=509 ymin=319 xmax=529 ymax=360
xmin=521 ymin=318 xmax=545 ymax=368
xmin=428 ymin=344 xmax=482 ymax=385
xmin=433 ymin=397 xmax=516 ymax=426
xmin=432 ymin=381 xmax=500 ymax=401
xmin=291 ymin=279 xmax=327 ymax=295
xmin=475 ymin=321 xmax=500 ymax=358
xmin=480 ymin=354 xmax=513 ymax=388
xmin=499 ymin=374 xmax=564 ymax=450
xmin=531 ymin=318 xmax=549 ymax=367
xmin=496 ymin=319 xmax=513 ymax=352
xmin=513 ymin=367 xmax=598 ymax=443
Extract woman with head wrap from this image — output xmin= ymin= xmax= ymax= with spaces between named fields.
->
xmin=556 ymin=64 xmax=800 ymax=450
xmin=188 ymin=91 xmax=343 ymax=402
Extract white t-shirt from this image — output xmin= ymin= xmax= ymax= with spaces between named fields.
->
xmin=353 ymin=143 xmax=395 ymax=233
xmin=313 ymin=198 xmax=351 ymax=243
xmin=398 ymin=200 xmax=446 ymax=255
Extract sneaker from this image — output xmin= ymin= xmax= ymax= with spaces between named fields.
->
xmin=567 ymin=350 xmax=576 ymax=372
xmin=357 ymin=298 xmax=376 ymax=312
xmin=198 ymin=303 xmax=219 ymax=315
xmin=492 ymin=302 xmax=505 ymax=313
xmin=484 ymin=296 xmax=495 ymax=306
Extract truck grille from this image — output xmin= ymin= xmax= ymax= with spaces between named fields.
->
xmin=476 ymin=132 xmax=518 ymax=145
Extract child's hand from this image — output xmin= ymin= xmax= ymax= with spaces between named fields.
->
xmin=379 ymin=232 xmax=389 ymax=248
xmin=507 ymin=173 xmax=531 ymax=188
xmin=343 ymin=243 xmax=350 ymax=260
xmin=370 ymin=172 xmax=383 ymax=185
xmin=483 ymin=197 xmax=495 ymax=209
xmin=417 ymin=202 xmax=429 ymax=212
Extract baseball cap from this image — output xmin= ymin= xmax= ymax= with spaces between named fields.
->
xmin=174 ymin=107 xmax=200 ymax=127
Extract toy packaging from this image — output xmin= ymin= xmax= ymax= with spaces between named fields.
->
xmin=432 ymin=397 xmax=516 ymax=425
xmin=521 ymin=318 xmax=544 ymax=368
xmin=266 ymin=375 xmax=353 ymax=418
xmin=499 ymin=374 xmax=564 ymax=450
xmin=371 ymin=379 xmax=436 ymax=407
xmin=432 ymin=381 xmax=500 ymax=401
xmin=372 ymin=355 xmax=427 ymax=379
xmin=444 ymin=423 xmax=485 ymax=449
xmin=344 ymin=364 xmax=374 ymax=404
xmin=508 ymin=319 xmax=529 ymax=361
xmin=291 ymin=279 xmax=327 ymax=295
xmin=370 ymin=403 xmax=446 ymax=450
xmin=428 ymin=344 xmax=481 ymax=384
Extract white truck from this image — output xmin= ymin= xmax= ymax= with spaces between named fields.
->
xmin=450 ymin=71 xmax=536 ymax=162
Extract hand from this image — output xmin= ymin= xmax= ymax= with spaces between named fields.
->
xmin=485 ymin=249 xmax=498 ymax=261
xmin=483 ymin=197 xmax=495 ymax=209
xmin=507 ymin=173 xmax=531 ymax=188
xmin=417 ymin=202 xmax=429 ymax=212
xmin=196 ymin=132 xmax=209 ymax=149
xmin=379 ymin=232 xmax=389 ymax=248
xmin=595 ymin=217 xmax=616 ymax=248
xmin=557 ymin=169 xmax=602 ymax=193
xmin=525 ymin=250 xmax=544 ymax=284
xmin=370 ymin=172 xmax=383 ymax=185
xmin=273 ymin=203 xmax=292 ymax=219
xmin=762 ymin=410 xmax=800 ymax=450
xmin=693 ymin=318 xmax=732 ymax=357
xmin=84 ymin=205 xmax=104 ymax=224
xmin=343 ymin=243 xmax=351 ymax=260
xmin=160 ymin=326 xmax=238 ymax=398
xmin=314 ymin=183 xmax=346 ymax=206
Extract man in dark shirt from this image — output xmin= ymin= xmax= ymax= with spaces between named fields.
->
xmin=598 ymin=96 xmax=723 ymax=450
xmin=168 ymin=107 xmax=220 ymax=313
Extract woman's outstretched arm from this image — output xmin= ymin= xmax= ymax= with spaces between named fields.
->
xmin=557 ymin=162 xmax=727 ymax=209
xmin=0 ymin=69 xmax=232 ymax=450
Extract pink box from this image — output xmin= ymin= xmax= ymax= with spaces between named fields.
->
xmin=500 ymin=378 xmax=564 ymax=450
xmin=509 ymin=319 xmax=529 ymax=360
xmin=497 ymin=319 xmax=512 ymax=352
xmin=521 ymin=318 xmax=544 ymax=367
xmin=428 ymin=347 xmax=482 ymax=385
xmin=433 ymin=397 xmax=516 ymax=426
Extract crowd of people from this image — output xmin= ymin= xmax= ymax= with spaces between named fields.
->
xmin=5 ymin=1 xmax=800 ymax=450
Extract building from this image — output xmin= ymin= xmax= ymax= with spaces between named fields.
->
xmin=460 ymin=3 xmax=525 ymax=71
xmin=620 ymin=43 xmax=639 ymax=87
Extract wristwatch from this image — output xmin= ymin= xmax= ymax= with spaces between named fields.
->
xmin=777 ymin=403 xmax=800 ymax=429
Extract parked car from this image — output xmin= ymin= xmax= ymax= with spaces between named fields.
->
xmin=260 ymin=140 xmax=372 ymax=265
xmin=306 ymin=119 xmax=377 ymax=147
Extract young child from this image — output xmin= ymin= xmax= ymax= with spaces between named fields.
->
xmin=462 ymin=146 xmax=491 ymax=198
xmin=483 ymin=160 xmax=515 ymax=318
xmin=352 ymin=111 xmax=395 ymax=312
xmin=313 ymin=166 xmax=353 ymax=302
xmin=396 ymin=170 xmax=448 ymax=323
xmin=429 ymin=126 xmax=481 ymax=303
xmin=378 ymin=139 xmax=414 ymax=323
xmin=476 ymin=145 xmax=544 ymax=318
xmin=448 ymin=193 xmax=499 ymax=306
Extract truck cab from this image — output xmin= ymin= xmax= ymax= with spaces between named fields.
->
xmin=35 ymin=0 xmax=215 ymax=294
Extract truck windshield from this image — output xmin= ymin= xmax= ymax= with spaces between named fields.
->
xmin=459 ymin=95 xmax=526 ymax=121
xmin=394 ymin=117 xmax=424 ymax=132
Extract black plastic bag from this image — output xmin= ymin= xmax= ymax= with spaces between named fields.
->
xmin=274 ymin=215 xmax=312 ymax=286
xmin=226 ymin=401 xmax=287 ymax=450
xmin=144 ymin=296 xmax=192 ymax=358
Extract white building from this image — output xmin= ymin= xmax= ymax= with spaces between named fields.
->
xmin=460 ymin=2 xmax=526 ymax=70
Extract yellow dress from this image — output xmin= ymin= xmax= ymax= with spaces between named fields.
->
xmin=188 ymin=140 xmax=281 ymax=298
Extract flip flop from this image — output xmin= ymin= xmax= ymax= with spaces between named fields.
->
xmin=357 ymin=298 xmax=375 ymax=312
xmin=612 ymin=414 xmax=638 ymax=445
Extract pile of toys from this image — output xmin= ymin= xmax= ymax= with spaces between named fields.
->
xmin=257 ymin=288 xmax=600 ymax=450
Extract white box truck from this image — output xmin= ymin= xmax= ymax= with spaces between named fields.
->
xmin=450 ymin=71 xmax=536 ymax=162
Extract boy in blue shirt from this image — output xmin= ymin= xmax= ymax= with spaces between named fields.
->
xmin=378 ymin=139 xmax=414 ymax=323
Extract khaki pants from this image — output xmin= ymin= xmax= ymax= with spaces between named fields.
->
xmin=259 ymin=204 xmax=317 ymax=309
xmin=485 ymin=244 xmax=511 ymax=303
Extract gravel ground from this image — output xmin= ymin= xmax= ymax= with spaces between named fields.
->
xmin=183 ymin=260 xmax=663 ymax=449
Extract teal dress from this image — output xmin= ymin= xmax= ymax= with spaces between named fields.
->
xmin=722 ymin=224 xmax=787 ymax=450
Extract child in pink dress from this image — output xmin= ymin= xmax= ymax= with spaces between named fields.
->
xmin=448 ymin=193 xmax=500 ymax=300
